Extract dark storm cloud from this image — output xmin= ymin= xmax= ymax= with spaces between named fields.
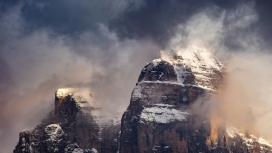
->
xmin=109 ymin=0 xmax=244 ymax=48
xmin=109 ymin=0 xmax=272 ymax=50
xmin=20 ymin=0 xmax=111 ymax=36
xmin=0 ymin=0 xmax=19 ymax=19
xmin=254 ymin=1 xmax=272 ymax=47
xmin=0 ymin=0 xmax=20 ymax=9
xmin=2 ymin=0 xmax=272 ymax=50
xmin=0 ymin=0 xmax=243 ymax=47
xmin=218 ymin=0 xmax=272 ymax=51
xmin=220 ymin=2 xmax=256 ymax=51
xmin=219 ymin=1 xmax=272 ymax=52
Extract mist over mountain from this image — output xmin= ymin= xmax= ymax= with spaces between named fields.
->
xmin=1 ymin=0 xmax=272 ymax=152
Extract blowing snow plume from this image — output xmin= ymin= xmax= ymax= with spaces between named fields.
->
xmin=219 ymin=53 xmax=272 ymax=139
xmin=189 ymin=52 xmax=272 ymax=149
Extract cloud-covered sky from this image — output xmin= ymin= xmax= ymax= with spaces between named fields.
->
xmin=1 ymin=0 xmax=272 ymax=152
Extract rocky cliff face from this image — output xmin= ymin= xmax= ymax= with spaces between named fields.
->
xmin=120 ymin=49 xmax=224 ymax=153
xmin=14 ymin=48 xmax=272 ymax=153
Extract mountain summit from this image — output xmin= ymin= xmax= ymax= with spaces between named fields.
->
xmin=139 ymin=47 xmax=223 ymax=90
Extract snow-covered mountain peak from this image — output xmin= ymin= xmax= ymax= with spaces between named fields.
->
xmin=160 ymin=45 xmax=223 ymax=71
xmin=139 ymin=46 xmax=224 ymax=90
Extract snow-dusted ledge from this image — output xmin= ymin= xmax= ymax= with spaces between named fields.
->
xmin=140 ymin=104 xmax=190 ymax=124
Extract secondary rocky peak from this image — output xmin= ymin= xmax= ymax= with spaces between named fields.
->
xmin=14 ymin=88 xmax=121 ymax=153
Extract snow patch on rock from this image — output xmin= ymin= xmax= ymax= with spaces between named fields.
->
xmin=140 ymin=80 xmax=214 ymax=91
xmin=91 ymin=148 xmax=98 ymax=153
xmin=131 ymin=85 xmax=142 ymax=100
xmin=140 ymin=104 xmax=189 ymax=123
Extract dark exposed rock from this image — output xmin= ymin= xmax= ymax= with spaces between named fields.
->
xmin=138 ymin=60 xmax=178 ymax=82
